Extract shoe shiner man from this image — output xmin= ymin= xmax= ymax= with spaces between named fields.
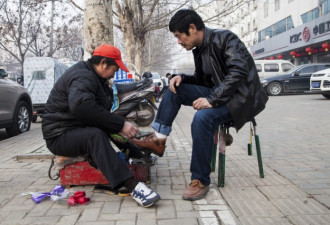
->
xmin=132 ymin=9 xmax=268 ymax=201
xmin=42 ymin=44 xmax=160 ymax=207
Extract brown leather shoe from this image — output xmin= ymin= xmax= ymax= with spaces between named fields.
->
xmin=182 ymin=179 xmax=209 ymax=201
xmin=130 ymin=133 xmax=166 ymax=157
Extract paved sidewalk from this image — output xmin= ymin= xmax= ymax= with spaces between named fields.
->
xmin=0 ymin=105 xmax=329 ymax=224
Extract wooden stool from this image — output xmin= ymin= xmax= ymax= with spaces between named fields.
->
xmin=210 ymin=118 xmax=264 ymax=187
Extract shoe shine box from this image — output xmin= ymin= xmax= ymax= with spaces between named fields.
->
xmin=60 ymin=160 xmax=150 ymax=186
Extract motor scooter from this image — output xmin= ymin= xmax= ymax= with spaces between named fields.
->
xmin=111 ymin=73 xmax=157 ymax=127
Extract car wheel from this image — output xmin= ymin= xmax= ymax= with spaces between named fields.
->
xmin=267 ymin=82 xmax=282 ymax=96
xmin=6 ymin=101 xmax=31 ymax=137
xmin=321 ymin=93 xmax=330 ymax=99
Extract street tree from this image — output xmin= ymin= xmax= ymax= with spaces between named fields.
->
xmin=83 ymin=0 xmax=114 ymax=59
xmin=0 ymin=0 xmax=84 ymax=74
xmin=0 ymin=0 xmax=45 ymax=73
xmin=113 ymin=0 xmax=189 ymax=74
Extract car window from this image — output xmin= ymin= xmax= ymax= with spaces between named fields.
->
xmin=299 ymin=66 xmax=316 ymax=76
xmin=287 ymin=65 xmax=304 ymax=74
xmin=255 ymin=64 xmax=262 ymax=72
xmin=32 ymin=71 xmax=46 ymax=80
xmin=151 ymin=73 xmax=160 ymax=79
xmin=316 ymin=65 xmax=330 ymax=72
xmin=264 ymin=64 xmax=279 ymax=72
xmin=282 ymin=63 xmax=294 ymax=72
xmin=0 ymin=69 xmax=7 ymax=78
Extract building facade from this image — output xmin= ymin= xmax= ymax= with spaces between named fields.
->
xmin=250 ymin=0 xmax=330 ymax=65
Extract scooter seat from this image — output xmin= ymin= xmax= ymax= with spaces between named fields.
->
xmin=115 ymin=79 xmax=153 ymax=94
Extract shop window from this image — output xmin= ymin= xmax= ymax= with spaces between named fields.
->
xmin=264 ymin=0 xmax=268 ymax=18
xmin=321 ymin=0 xmax=330 ymax=15
xmin=275 ymin=19 xmax=286 ymax=35
xmin=275 ymin=0 xmax=280 ymax=11
xmin=301 ymin=8 xmax=319 ymax=23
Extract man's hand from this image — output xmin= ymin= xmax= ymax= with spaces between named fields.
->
xmin=192 ymin=98 xmax=212 ymax=110
xmin=169 ymin=76 xmax=182 ymax=94
xmin=118 ymin=121 xmax=141 ymax=139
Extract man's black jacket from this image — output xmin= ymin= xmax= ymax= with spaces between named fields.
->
xmin=180 ymin=27 xmax=268 ymax=131
xmin=42 ymin=61 xmax=125 ymax=140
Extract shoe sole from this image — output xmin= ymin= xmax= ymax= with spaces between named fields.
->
xmin=142 ymin=195 xmax=161 ymax=208
xmin=182 ymin=189 xmax=209 ymax=201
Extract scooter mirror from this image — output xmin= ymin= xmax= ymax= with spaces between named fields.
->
xmin=142 ymin=71 xmax=152 ymax=79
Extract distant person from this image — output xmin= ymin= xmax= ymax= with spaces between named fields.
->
xmin=166 ymin=72 xmax=172 ymax=80
xmin=159 ymin=72 xmax=172 ymax=94
xmin=132 ymin=9 xmax=268 ymax=201
xmin=42 ymin=44 xmax=160 ymax=208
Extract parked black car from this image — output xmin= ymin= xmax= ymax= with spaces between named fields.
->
xmin=260 ymin=63 xmax=330 ymax=96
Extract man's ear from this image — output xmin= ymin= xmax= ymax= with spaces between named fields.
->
xmin=189 ymin=23 xmax=197 ymax=33
xmin=100 ymin=58 xmax=106 ymax=65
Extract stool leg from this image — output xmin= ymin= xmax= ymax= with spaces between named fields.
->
xmin=218 ymin=125 xmax=226 ymax=187
xmin=255 ymin=134 xmax=264 ymax=178
xmin=211 ymin=128 xmax=219 ymax=172
xmin=248 ymin=123 xmax=253 ymax=155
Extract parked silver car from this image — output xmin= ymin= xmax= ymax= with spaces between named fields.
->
xmin=0 ymin=68 xmax=32 ymax=137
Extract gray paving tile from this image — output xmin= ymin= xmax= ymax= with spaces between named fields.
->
xmin=272 ymin=198 xmax=330 ymax=215
xmin=238 ymin=216 xmax=292 ymax=225
xmin=220 ymin=187 xmax=268 ymax=200
xmin=258 ymin=185 xmax=308 ymax=199
xmin=288 ymin=214 xmax=330 ymax=225
xmin=227 ymin=200 xmax=283 ymax=217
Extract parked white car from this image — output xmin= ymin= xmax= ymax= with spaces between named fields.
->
xmin=151 ymin=72 xmax=163 ymax=90
xmin=254 ymin=60 xmax=294 ymax=79
xmin=310 ymin=68 xmax=330 ymax=99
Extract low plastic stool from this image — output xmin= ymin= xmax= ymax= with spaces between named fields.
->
xmin=210 ymin=118 xmax=264 ymax=187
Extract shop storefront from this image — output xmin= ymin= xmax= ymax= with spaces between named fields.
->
xmin=251 ymin=13 xmax=330 ymax=65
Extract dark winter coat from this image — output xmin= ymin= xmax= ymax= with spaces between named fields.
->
xmin=180 ymin=27 xmax=268 ymax=130
xmin=42 ymin=61 xmax=125 ymax=140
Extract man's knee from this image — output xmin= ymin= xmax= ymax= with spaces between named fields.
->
xmin=192 ymin=110 xmax=218 ymax=130
xmin=192 ymin=111 xmax=209 ymax=127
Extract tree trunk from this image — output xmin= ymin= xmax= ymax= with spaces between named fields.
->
xmin=134 ymin=36 xmax=144 ymax=73
xmin=114 ymin=0 xmax=136 ymax=73
xmin=123 ymin=23 xmax=135 ymax=72
xmin=83 ymin=0 xmax=114 ymax=59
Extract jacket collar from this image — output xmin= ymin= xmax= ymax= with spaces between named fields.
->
xmin=85 ymin=61 xmax=108 ymax=84
xmin=193 ymin=27 xmax=213 ymax=54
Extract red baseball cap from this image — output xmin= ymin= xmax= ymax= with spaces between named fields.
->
xmin=93 ymin=44 xmax=129 ymax=72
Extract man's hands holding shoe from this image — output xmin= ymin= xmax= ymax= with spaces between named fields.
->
xmin=119 ymin=121 xmax=141 ymax=140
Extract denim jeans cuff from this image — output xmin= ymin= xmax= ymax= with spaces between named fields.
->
xmin=151 ymin=122 xmax=172 ymax=136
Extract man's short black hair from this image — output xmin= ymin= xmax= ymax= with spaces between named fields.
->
xmin=169 ymin=9 xmax=205 ymax=35
xmin=88 ymin=55 xmax=116 ymax=68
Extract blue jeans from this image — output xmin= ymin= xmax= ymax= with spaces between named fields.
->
xmin=152 ymin=84 xmax=232 ymax=185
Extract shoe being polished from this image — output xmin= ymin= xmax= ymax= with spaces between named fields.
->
xmin=131 ymin=133 xmax=166 ymax=157
xmin=182 ymin=179 xmax=209 ymax=201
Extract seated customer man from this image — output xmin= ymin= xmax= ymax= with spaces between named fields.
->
xmin=42 ymin=44 xmax=160 ymax=208
xmin=132 ymin=9 xmax=268 ymax=201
